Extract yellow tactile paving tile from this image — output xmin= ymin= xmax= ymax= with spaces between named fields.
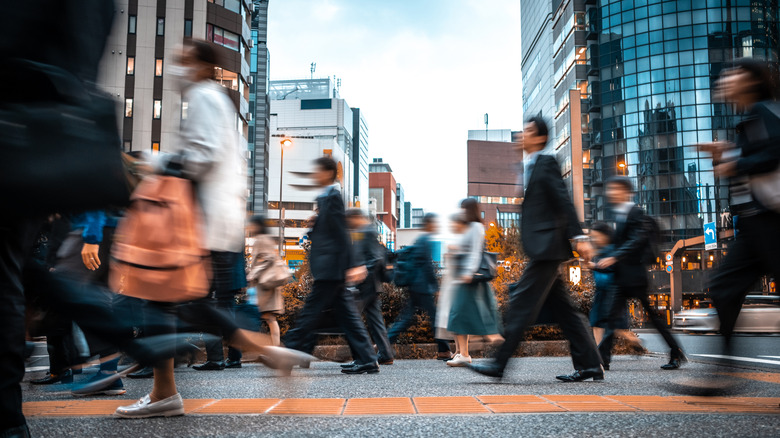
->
xmin=477 ymin=395 xmax=547 ymax=404
xmin=21 ymin=395 xmax=780 ymax=417
xmin=343 ymin=397 xmax=416 ymax=415
xmin=195 ymin=398 xmax=281 ymax=415
xmin=723 ymin=372 xmax=780 ymax=385
xmin=412 ymin=396 xmax=491 ymax=414
xmin=268 ymin=398 xmax=345 ymax=415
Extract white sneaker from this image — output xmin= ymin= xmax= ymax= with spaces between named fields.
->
xmin=114 ymin=393 xmax=184 ymax=419
xmin=446 ymin=354 xmax=472 ymax=367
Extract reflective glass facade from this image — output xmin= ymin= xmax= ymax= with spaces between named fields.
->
xmin=587 ymin=0 xmax=780 ymax=245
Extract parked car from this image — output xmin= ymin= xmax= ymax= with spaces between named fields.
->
xmin=673 ymin=295 xmax=780 ymax=333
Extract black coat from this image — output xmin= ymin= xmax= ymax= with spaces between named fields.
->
xmin=410 ymin=233 xmax=438 ymax=295
xmin=610 ymin=205 xmax=651 ymax=288
xmin=309 ymin=186 xmax=352 ymax=281
xmin=351 ymin=224 xmax=384 ymax=297
xmin=520 ymin=154 xmax=582 ymax=261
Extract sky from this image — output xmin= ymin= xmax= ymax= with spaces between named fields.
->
xmin=267 ymin=0 xmax=523 ymax=215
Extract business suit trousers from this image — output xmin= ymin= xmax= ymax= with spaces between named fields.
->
xmin=388 ymin=292 xmax=451 ymax=353
xmin=203 ymin=294 xmax=243 ymax=363
xmin=601 ymin=283 xmax=680 ymax=357
xmin=357 ymin=281 xmax=394 ymax=361
xmin=0 ymin=219 xmax=40 ymax=431
xmin=494 ymin=259 xmax=602 ymax=371
xmin=708 ymin=211 xmax=780 ymax=345
xmin=284 ymin=280 xmax=376 ymax=365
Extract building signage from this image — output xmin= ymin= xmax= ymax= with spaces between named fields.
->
xmin=703 ymin=221 xmax=717 ymax=250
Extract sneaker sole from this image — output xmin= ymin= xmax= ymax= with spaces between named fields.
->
xmin=73 ymin=389 xmax=127 ymax=397
xmin=446 ymin=361 xmax=471 ymax=367
xmin=114 ymin=408 xmax=185 ymax=419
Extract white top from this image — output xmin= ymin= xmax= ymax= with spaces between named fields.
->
xmin=458 ymin=222 xmax=485 ymax=277
xmin=167 ymin=80 xmax=247 ymax=252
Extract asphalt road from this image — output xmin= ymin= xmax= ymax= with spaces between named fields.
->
xmin=639 ymin=330 xmax=780 ymax=370
xmin=22 ymin=355 xmax=780 ymax=438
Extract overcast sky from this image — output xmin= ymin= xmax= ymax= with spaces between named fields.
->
xmin=267 ymin=0 xmax=522 ymax=215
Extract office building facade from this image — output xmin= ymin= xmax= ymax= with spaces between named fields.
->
xmin=467 ymin=129 xmax=522 ymax=228
xmin=352 ymin=108 xmax=370 ymax=209
xmin=369 ymin=158 xmax=398 ymax=246
xmin=101 ymin=0 xmax=253 ymax=157
xmin=248 ymin=0 xmax=270 ymax=212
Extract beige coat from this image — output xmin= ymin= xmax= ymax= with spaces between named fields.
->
xmin=248 ymin=234 xmax=285 ymax=314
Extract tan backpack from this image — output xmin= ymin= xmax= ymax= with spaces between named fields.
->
xmin=110 ymin=175 xmax=211 ymax=302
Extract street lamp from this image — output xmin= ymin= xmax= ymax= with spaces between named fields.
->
xmin=618 ymin=162 xmax=626 ymax=176
xmin=279 ymin=138 xmax=293 ymax=257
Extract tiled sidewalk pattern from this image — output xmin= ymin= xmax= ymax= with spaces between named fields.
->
xmin=23 ymin=395 xmax=780 ymax=417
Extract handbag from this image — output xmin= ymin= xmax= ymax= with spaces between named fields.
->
xmin=110 ymin=175 xmax=211 ymax=303
xmin=745 ymin=102 xmax=780 ymax=214
xmin=472 ymin=250 xmax=498 ymax=283
xmin=0 ymin=59 xmax=130 ymax=214
xmin=247 ymin=238 xmax=291 ymax=290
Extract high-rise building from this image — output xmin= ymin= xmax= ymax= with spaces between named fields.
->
xmin=467 ymin=129 xmax=522 ymax=228
xmin=396 ymin=183 xmax=406 ymax=229
xmin=521 ymin=0 xmax=555 ymax=120
xmin=248 ymin=0 xmax=271 ymax=212
xmin=101 ymin=0 xmax=253 ymax=157
xmin=403 ymin=201 xmax=412 ymax=229
xmin=411 ymin=208 xmax=426 ymax=229
xmin=267 ymin=77 xmax=356 ymax=267
xmin=352 ymin=108 xmax=370 ymax=209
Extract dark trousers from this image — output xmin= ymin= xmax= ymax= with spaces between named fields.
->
xmin=598 ymin=330 xmax=617 ymax=366
xmin=357 ymin=278 xmax=394 ymax=361
xmin=600 ymin=283 xmax=681 ymax=358
xmin=0 ymin=219 xmax=39 ymax=431
xmin=709 ymin=211 xmax=780 ymax=346
xmin=204 ymin=294 xmax=242 ymax=363
xmin=494 ymin=259 xmax=602 ymax=371
xmin=387 ymin=291 xmax=451 ymax=353
xmin=284 ymin=280 xmax=376 ymax=365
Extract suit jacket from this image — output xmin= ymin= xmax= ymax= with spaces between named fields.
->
xmin=350 ymin=224 xmax=384 ymax=297
xmin=610 ymin=205 xmax=651 ymax=288
xmin=410 ymin=233 xmax=438 ymax=295
xmin=309 ymin=185 xmax=351 ymax=281
xmin=520 ymin=154 xmax=582 ymax=261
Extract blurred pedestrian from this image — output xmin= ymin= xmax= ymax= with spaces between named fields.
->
xmin=446 ymin=199 xmax=502 ymax=367
xmin=283 ymin=157 xmax=380 ymax=375
xmin=247 ymin=215 xmax=286 ymax=346
xmin=387 ymin=213 xmax=453 ymax=360
xmin=344 ymin=209 xmax=394 ymax=366
xmin=114 ymin=41 xmax=312 ymax=419
xmin=686 ymin=59 xmax=780 ymax=394
xmin=588 ymin=221 xmax=641 ymax=370
xmin=596 ymin=177 xmax=685 ymax=370
xmin=469 ymin=116 xmax=602 ymax=382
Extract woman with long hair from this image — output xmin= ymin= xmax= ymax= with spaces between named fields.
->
xmin=247 ymin=215 xmax=285 ymax=346
xmin=445 ymin=199 xmax=502 ymax=367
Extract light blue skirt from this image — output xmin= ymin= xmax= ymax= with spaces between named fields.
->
xmin=447 ymin=281 xmax=502 ymax=335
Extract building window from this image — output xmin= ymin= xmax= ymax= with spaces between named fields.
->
xmin=124 ymin=98 xmax=133 ymax=117
xmin=155 ymin=59 xmax=163 ymax=77
xmin=128 ymin=15 xmax=136 ymax=34
xmin=214 ymin=67 xmax=238 ymax=90
xmin=206 ymin=23 xmax=240 ymax=51
xmin=157 ymin=17 xmax=165 ymax=36
xmin=123 ymin=140 xmax=131 ymax=151
xmin=181 ymin=101 xmax=188 ymax=120
xmin=126 ymin=56 xmax=135 ymax=75
xmin=152 ymin=142 xmax=160 ymax=154
xmin=184 ymin=19 xmax=192 ymax=37
xmin=153 ymin=100 xmax=162 ymax=119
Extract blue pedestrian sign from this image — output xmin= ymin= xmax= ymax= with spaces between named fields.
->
xmin=703 ymin=221 xmax=717 ymax=250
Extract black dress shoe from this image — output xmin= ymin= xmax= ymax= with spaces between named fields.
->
xmin=31 ymin=369 xmax=73 ymax=385
xmin=378 ymin=358 xmax=394 ymax=365
xmin=556 ymin=367 xmax=604 ymax=382
xmin=603 ymin=363 xmax=610 ymax=371
xmin=224 ymin=359 xmax=242 ymax=369
xmin=661 ymin=349 xmax=687 ymax=370
xmin=340 ymin=361 xmax=357 ymax=369
xmin=127 ymin=366 xmax=154 ymax=379
xmin=193 ymin=361 xmax=225 ymax=371
xmin=341 ymin=362 xmax=380 ymax=374
xmin=467 ymin=362 xmax=504 ymax=379
xmin=0 ymin=424 xmax=30 ymax=438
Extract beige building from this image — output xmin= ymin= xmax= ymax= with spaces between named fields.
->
xmin=98 ymin=0 xmax=253 ymax=155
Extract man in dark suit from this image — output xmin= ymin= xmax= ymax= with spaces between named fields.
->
xmin=469 ymin=116 xmax=604 ymax=382
xmin=387 ymin=214 xmax=452 ymax=360
xmin=283 ymin=157 xmax=379 ymax=374
xmin=344 ymin=208 xmax=394 ymax=365
xmin=596 ymin=177 xmax=685 ymax=369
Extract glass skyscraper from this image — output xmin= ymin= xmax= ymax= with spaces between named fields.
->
xmin=584 ymin=0 xmax=779 ymax=244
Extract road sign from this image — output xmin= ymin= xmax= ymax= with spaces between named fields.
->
xmin=665 ymin=261 xmax=673 ymax=266
xmin=666 ymin=265 xmax=673 ymax=273
xmin=665 ymin=253 xmax=673 ymax=262
xmin=703 ymin=221 xmax=717 ymax=250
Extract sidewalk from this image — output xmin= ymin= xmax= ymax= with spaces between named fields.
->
xmin=22 ymin=356 xmax=780 ymax=437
